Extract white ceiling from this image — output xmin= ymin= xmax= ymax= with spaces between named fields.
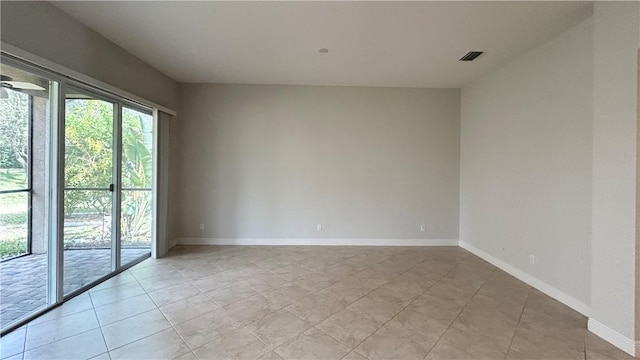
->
xmin=52 ymin=1 xmax=593 ymax=88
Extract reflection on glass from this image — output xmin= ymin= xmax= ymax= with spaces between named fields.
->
xmin=0 ymin=192 xmax=28 ymax=259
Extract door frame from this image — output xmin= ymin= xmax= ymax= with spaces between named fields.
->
xmin=60 ymin=84 xmax=154 ymax=300
xmin=62 ymin=85 xmax=122 ymax=285
xmin=635 ymin=48 xmax=640 ymax=356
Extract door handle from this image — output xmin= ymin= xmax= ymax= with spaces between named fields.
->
xmin=109 ymin=184 xmax=114 ymax=192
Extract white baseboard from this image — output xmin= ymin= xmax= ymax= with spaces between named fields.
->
xmin=458 ymin=241 xmax=591 ymax=317
xmin=587 ymin=318 xmax=636 ymax=357
xmin=174 ymin=238 xmax=459 ymax=247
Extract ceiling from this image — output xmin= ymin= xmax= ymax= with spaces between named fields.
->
xmin=52 ymin=1 xmax=593 ymax=88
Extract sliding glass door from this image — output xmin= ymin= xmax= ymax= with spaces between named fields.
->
xmin=120 ymin=106 xmax=153 ymax=267
xmin=62 ymin=89 xmax=154 ymax=296
xmin=63 ymin=88 xmax=117 ymax=295
xmin=0 ymin=62 xmax=54 ymax=328
xmin=0 ymin=84 xmax=31 ymax=259
xmin=1 ymin=54 xmax=157 ymax=333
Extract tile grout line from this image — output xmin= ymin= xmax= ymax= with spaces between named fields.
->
xmin=88 ymin=291 xmax=112 ymax=360
xmin=21 ymin=293 xmax=117 ymax=359
xmin=101 ymin=269 xmax=170 ymax=356
xmin=100 ymin=308 xmax=167 ymax=353
xmin=171 ymin=250 xmax=293 ymax=359
xmin=377 ymin=257 xmax=472 ymax=359
xmin=504 ymin=286 xmax=533 ymax=359
xmin=350 ymin=256 xmax=459 ymax=357
xmin=231 ymin=256 xmax=386 ymax=357
xmin=421 ymin=265 xmax=498 ymax=360
xmin=236 ymin=250 xmax=408 ymax=359
xmin=19 ymin=308 xmax=103 ymax=355
xmin=130 ymin=262 xmax=202 ymax=359
xmin=330 ymin=255 xmax=463 ymax=360
xmin=100 ymin=263 xmax=196 ymax=359
xmin=20 ymin=325 xmax=26 ymax=360
xmin=201 ymin=248 xmax=316 ymax=358
xmin=152 ymin=261 xmax=207 ymax=359
xmin=222 ymin=249 xmax=431 ymax=355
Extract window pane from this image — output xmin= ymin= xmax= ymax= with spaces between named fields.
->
xmin=0 ymin=190 xmax=45 ymax=328
xmin=0 ymin=88 xmax=29 ymax=190
xmin=1 ymin=60 xmax=52 ymax=331
xmin=63 ymin=190 xmax=112 ymax=249
xmin=63 ymin=189 xmax=112 ymax=294
xmin=0 ymin=192 xmax=28 ymax=259
xmin=63 ymin=91 xmax=116 ymax=296
xmin=122 ymin=107 xmax=153 ymax=189
xmin=121 ymin=190 xmax=151 ymax=265
xmin=64 ymin=98 xmax=114 ymax=188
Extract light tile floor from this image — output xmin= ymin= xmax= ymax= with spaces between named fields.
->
xmin=0 ymin=245 xmax=633 ymax=360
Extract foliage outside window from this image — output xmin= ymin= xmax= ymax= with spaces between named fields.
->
xmin=0 ymin=89 xmax=30 ymax=259
xmin=64 ymin=100 xmax=153 ymax=249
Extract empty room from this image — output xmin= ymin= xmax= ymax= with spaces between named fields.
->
xmin=0 ymin=1 xmax=639 ymax=359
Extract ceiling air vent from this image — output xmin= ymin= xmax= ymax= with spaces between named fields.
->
xmin=459 ymin=51 xmax=483 ymax=61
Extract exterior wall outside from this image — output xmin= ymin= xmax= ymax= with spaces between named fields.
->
xmin=31 ymin=96 xmax=49 ymax=254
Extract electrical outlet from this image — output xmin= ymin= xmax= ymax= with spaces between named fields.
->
xmin=420 ymin=225 xmax=426 ymax=232
xmin=529 ymin=255 xmax=535 ymax=265
xmin=200 ymin=224 xmax=205 ymax=231
xmin=317 ymin=224 xmax=322 ymax=232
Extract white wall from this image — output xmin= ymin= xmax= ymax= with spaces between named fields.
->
xmin=0 ymin=1 xmax=178 ymax=109
xmin=175 ymin=84 xmax=460 ymax=242
xmin=460 ymin=17 xmax=594 ymax=307
xmin=590 ymin=1 xmax=639 ymax=349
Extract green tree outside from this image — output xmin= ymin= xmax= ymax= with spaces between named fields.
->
xmin=0 ymin=89 xmax=30 ymax=258
xmin=64 ymin=99 xmax=153 ymax=248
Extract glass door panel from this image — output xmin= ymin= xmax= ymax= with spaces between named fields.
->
xmin=0 ymin=192 xmax=29 ymax=258
xmin=120 ymin=106 xmax=153 ymax=266
xmin=0 ymin=82 xmax=31 ymax=260
xmin=63 ymin=91 xmax=116 ymax=295
xmin=0 ymin=61 xmax=55 ymax=329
